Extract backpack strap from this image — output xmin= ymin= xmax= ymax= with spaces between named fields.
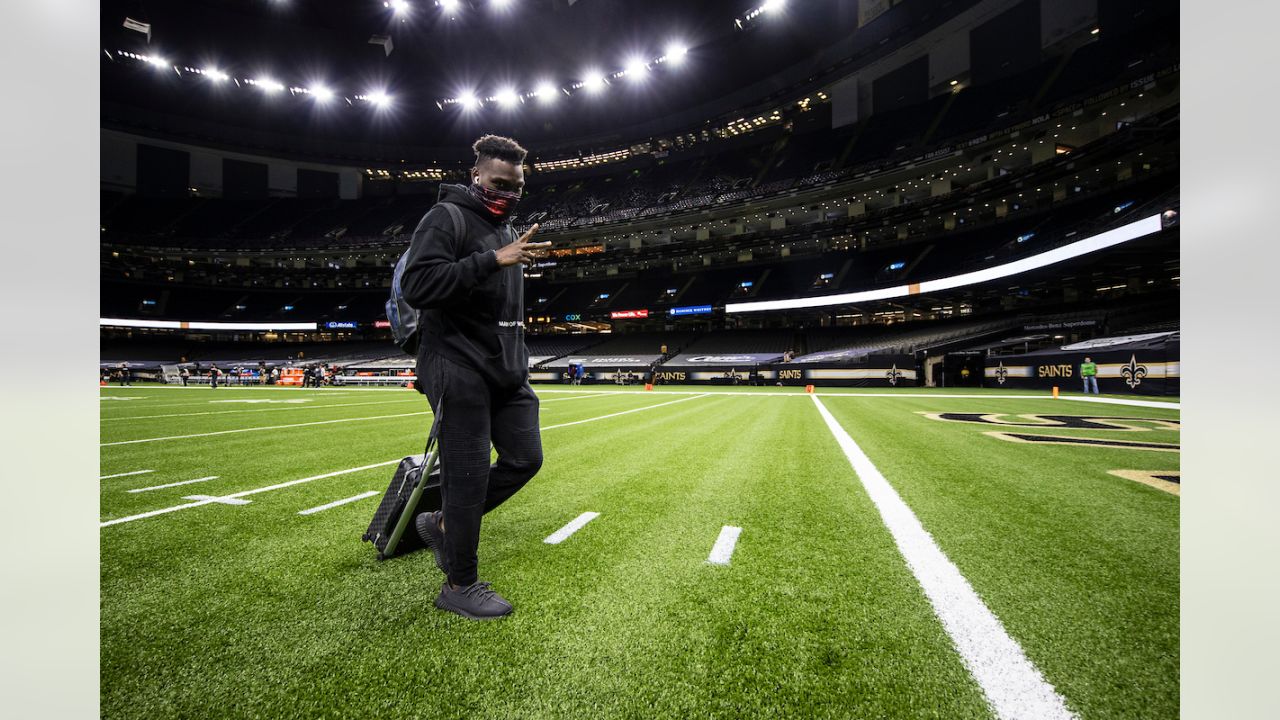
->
xmin=438 ymin=202 xmax=466 ymax=243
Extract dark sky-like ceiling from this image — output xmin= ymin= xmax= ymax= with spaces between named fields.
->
xmin=101 ymin=0 xmax=979 ymax=157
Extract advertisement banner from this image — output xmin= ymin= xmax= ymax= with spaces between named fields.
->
xmin=669 ymin=305 xmax=713 ymax=316
xmin=545 ymin=355 xmax=662 ymax=369
xmin=984 ymin=333 xmax=1179 ymax=396
xmin=663 ymin=353 xmax=784 ymax=367
xmin=610 ymin=309 xmax=650 ymax=319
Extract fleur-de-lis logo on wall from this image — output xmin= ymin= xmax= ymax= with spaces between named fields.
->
xmin=886 ymin=364 xmax=905 ymax=386
xmin=1121 ymin=354 xmax=1148 ymax=389
xmin=994 ymin=362 xmax=1009 ymax=385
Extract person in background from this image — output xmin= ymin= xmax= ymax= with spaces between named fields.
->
xmin=118 ymin=361 xmax=131 ymax=387
xmin=1080 ymin=356 xmax=1099 ymax=394
xmin=180 ymin=367 xmax=190 ymax=386
xmin=210 ymin=364 xmax=221 ymax=390
xmin=576 ymin=362 xmax=586 ymax=386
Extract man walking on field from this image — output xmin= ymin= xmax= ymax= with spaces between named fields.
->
xmin=400 ymin=135 xmax=551 ymax=620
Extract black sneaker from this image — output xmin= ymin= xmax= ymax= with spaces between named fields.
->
xmin=414 ymin=511 xmax=448 ymax=575
xmin=435 ymin=581 xmax=514 ymax=620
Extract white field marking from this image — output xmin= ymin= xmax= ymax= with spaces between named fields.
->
xmin=536 ymin=388 xmax=1067 ymax=399
xmin=182 ymin=495 xmax=252 ymax=505
xmin=127 ymin=476 xmax=218 ymax=493
xmin=810 ymin=394 xmax=1077 ymax=720
xmin=99 ymin=469 xmax=154 ymax=480
xmin=103 ymin=398 xmax=422 ymax=421
xmin=1053 ymin=395 xmax=1181 ymax=410
xmin=539 ymin=393 xmax=710 ymax=430
xmin=100 ymin=460 xmax=404 ymax=527
xmin=297 ymin=491 xmax=381 ymax=516
xmin=101 ymin=397 xmax=696 ymax=527
xmin=706 ymin=526 xmax=743 ymax=565
xmin=208 ymin=394 xmax=313 ymax=399
xmin=543 ymin=512 xmax=600 ymax=544
xmin=101 ymin=411 xmax=432 ymax=446
xmin=100 ymin=396 xmax=144 ymax=401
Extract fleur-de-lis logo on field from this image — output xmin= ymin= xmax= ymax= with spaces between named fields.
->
xmin=1121 ymin=354 xmax=1148 ymax=389
xmin=994 ymin=362 xmax=1009 ymax=385
xmin=886 ymin=364 xmax=904 ymax=386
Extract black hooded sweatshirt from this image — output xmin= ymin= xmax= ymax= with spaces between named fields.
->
xmin=399 ymin=183 xmax=527 ymax=392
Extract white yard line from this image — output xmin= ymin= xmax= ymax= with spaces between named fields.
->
xmin=99 ymin=469 xmax=154 ymax=480
xmin=101 ymin=392 xmax=645 ymax=445
xmin=100 ymin=460 xmax=403 ymax=527
xmin=298 ymin=491 xmax=381 ymax=516
xmin=543 ymin=512 xmax=600 ymax=544
xmin=101 ymin=411 xmax=433 ymax=446
xmin=537 ymin=389 xmax=1073 ymax=399
xmin=540 ymin=393 xmax=709 ymax=430
xmin=706 ymin=526 xmax=743 ymax=565
xmin=810 ymin=394 xmax=1077 ymax=720
xmin=127 ymin=476 xmax=218 ymax=493
xmin=102 ymin=396 xmax=701 ymax=528
xmin=102 ymin=398 xmax=422 ymax=421
xmin=1053 ymin=395 xmax=1180 ymax=410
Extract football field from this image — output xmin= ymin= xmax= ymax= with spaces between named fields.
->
xmin=100 ymin=384 xmax=1179 ymax=719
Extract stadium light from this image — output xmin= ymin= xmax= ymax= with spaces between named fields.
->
xmin=663 ymin=43 xmax=688 ymax=65
xmin=624 ymin=57 xmax=648 ymax=79
xmin=533 ymin=80 xmax=557 ymax=102
xmin=762 ymin=0 xmax=786 ymax=12
xmin=311 ymin=85 xmax=334 ymax=102
xmin=439 ymin=0 xmax=461 ymax=13
xmin=493 ymin=87 xmax=519 ymax=106
xmin=360 ymin=90 xmax=392 ymax=107
xmin=457 ymin=91 xmax=479 ymax=110
xmin=387 ymin=0 xmax=410 ymax=16
xmin=202 ymin=67 xmax=228 ymax=81
xmin=250 ymin=77 xmax=285 ymax=93
xmin=492 ymin=0 xmax=514 ymax=9
xmin=581 ymin=71 xmax=606 ymax=92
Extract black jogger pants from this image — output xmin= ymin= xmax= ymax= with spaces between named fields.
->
xmin=419 ymin=351 xmax=543 ymax=586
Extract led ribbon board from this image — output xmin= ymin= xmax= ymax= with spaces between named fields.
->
xmin=100 ymin=318 xmax=319 ymax=331
xmin=725 ymin=214 xmax=1164 ymax=314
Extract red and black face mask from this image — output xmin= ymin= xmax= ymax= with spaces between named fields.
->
xmin=468 ymin=180 xmax=521 ymax=221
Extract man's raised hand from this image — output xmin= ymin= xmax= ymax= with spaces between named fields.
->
xmin=495 ymin=223 xmax=552 ymax=267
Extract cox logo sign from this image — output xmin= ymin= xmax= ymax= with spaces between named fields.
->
xmin=564 ymin=313 xmax=582 ymax=322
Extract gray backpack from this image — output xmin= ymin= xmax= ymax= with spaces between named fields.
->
xmin=386 ymin=202 xmax=465 ymax=355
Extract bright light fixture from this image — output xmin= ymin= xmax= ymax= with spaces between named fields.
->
xmin=311 ymin=85 xmax=334 ymax=101
xmin=494 ymin=88 xmax=519 ymax=106
xmin=457 ymin=91 xmax=479 ymax=109
xmin=664 ymin=43 xmax=688 ymax=65
xmin=624 ymin=57 xmax=648 ymax=78
xmin=581 ymin=71 xmax=605 ymax=92
xmin=389 ymin=0 xmax=410 ymax=15
xmin=762 ymin=0 xmax=786 ymax=12
xmin=440 ymin=0 xmax=462 ymax=12
xmin=533 ymin=81 xmax=557 ymax=101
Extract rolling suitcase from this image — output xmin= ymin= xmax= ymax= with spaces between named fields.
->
xmin=362 ymin=408 xmax=444 ymax=560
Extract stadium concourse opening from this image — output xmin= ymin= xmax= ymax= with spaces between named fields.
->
xmin=100 ymin=0 xmax=1179 ymax=716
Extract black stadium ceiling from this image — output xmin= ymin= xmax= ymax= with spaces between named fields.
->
xmin=101 ymin=0 xmax=981 ymax=160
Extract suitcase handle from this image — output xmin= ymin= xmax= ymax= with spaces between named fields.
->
xmin=380 ymin=393 xmax=445 ymax=559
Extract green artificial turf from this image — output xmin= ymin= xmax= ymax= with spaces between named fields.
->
xmin=100 ymin=384 xmax=1178 ymax=719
